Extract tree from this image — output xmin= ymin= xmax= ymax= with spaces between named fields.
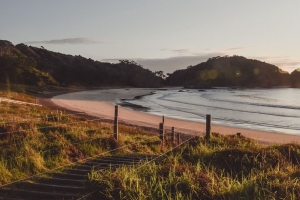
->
xmin=119 ymin=60 xmax=137 ymax=65
xmin=154 ymin=70 xmax=166 ymax=79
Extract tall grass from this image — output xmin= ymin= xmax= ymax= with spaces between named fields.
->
xmin=89 ymin=133 xmax=300 ymax=199
xmin=0 ymin=101 xmax=161 ymax=185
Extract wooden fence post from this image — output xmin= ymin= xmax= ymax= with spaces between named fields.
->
xmin=159 ymin=122 xmax=164 ymax=146
xmin=177 ymin=133 xmax=181 ymax=145
xmin=171 ymin=127 xmax=175 ymax=144
xmin=162 ymin=115 xmax=165 ymax=123
xmin=114 ymin=105 xmax=119 ymax=140
xmin=206 ymin=114 xmax=211 ymax=139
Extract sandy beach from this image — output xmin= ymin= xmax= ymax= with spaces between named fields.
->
xmin=51 ymin=88 xmax=300 ymax=145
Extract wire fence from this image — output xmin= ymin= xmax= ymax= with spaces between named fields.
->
xmin=135 ymin=131 xmax=202 ymax=171
xmin=76 ymin=125 xmax=205 ymax=200
xmin=5 ymin=135 xmax=108 ymax=163
xmin=0 ymin=103 xmax=207 ymax=198
xmin=0 ymin=134 xmax=160 ymax=188
xmin=0 ymin=108 xmax=116 ymax=136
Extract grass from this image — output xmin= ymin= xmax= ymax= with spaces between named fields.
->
xmin=0 ymin=98 xmax=161 ymax=185
xmin=2 ymin=86 xmax=300 ymax=199
xmin=0 ymin=83 xmax=70 ymax=103
xmin=88 ymin=133 xmax=300 ymax=200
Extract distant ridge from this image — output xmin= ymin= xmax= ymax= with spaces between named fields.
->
xmin=0 ymin=40 xmax=164 ymax=88
xmin=166 ymin=55 xmax=298 ymax=88
xmin=1 ymin=40 xmax=299 ymax=89
xmin=291 ymin=69 xmax=300 ymax=88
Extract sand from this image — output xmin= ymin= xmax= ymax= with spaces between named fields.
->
xmin=51 ymin=88 xmax=300 ymax=145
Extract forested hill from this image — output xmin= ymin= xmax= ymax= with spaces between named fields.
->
xmin=0 ymin=40 xmax=164 ymax=88
xmin=1 ymin=40 xmax=299 ymax=89
xmin=166 ymin=56 xmax=296 ymax=88
xmin=291 ymin=69 xmax=300 ymax=88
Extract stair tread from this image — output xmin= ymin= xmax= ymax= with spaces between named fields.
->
xmin=37 ymin=177 xmax=87 ymax=183
xmin=21 ymin=182 xmax=85 ymax=189
xmin=0 ymin=188 xmax=83 ymax=197
xmin=0 ymin=154 xmax=158 ymax=200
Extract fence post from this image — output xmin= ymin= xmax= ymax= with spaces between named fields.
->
xmin=177 ymin=133 xmax=181 ymax=145
xmin=171 ymin=127 xmax=175 ymax=144
xmin=206 ymin=114 xmax=211 ymax=139
xmin=114 ymin=105 xmax=119 ymax=140
xmin=159 ymin=122 xmax=164 ymax=146
xmin=162 ymin=115 xmax=165 ymax=123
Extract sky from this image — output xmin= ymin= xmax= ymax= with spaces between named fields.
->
xmin=1 ymin=0 xmax=300 ymax=73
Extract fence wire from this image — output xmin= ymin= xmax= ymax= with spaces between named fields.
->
xmin=0 ymin=102 xmax=209 ymax=199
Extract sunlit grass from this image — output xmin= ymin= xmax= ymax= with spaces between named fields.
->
xmin=3 ymin=86 xmax=300 ymax=199
xmin=88 ymin=133 xmax=300 ymax=200
xmin=0 ymin=101 xmax=161 ymax=185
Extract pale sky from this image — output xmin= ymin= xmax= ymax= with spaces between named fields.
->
xmin=1 ymin=0 xmax=300 ymax=73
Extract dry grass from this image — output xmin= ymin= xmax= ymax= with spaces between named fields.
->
xmin=0 ymin=100 xmax=161 ymax=185
xmin=89 ymin=133 xmax=300 ymax=200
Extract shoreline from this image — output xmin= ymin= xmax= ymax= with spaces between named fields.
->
xmin=49 ymin=88 xmax=300 ymax=145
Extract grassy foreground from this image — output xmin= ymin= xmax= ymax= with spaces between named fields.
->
xmin=0 ymin=91 xmax=161 ymax=185
xmin=88 ymin=133 xmax=300 ymax=200
xmin=2 ymin=87 xmax=300 ymax=199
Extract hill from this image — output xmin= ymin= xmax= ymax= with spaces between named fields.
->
xmin=1 ymin=40 xmax=299 ymax=89
xmin=291 ymin=69 xmax=300 ymax=88
xmin=0 ymin=40 xmax=164 ymax=88
xmin=166 ymin=56 xmax=292 ymax=88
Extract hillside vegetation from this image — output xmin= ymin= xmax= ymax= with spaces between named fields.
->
xmin=1 ymin=40 xmax=300 ymax=89
xmin=167 ymin=56 xmax=297 ymax=88
xmin=0 ymin=40 xmax=164 ymax=88
xmin=291 ymin=69 xmax=300 ymax=88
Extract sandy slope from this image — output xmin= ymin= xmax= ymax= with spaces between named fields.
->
xmin=52 ymin=88 xmax=300 ymax=144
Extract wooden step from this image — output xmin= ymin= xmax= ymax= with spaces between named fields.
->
xmin=63 ymin=168 xmax=94 ymax=175
xmin=16 ymin=182 xmax=86 ymax=192
xmin=76 ymin=162 xmax=133 ymax=170
xmin=50 ymin=172 xmax=87 ymax=180
xmin=0 ymin=154 xmax=158 ymax=200
xmin=36 ymin=177 xmax=87 ymax=187
xmin=0 ymin=188 xmax=82 ymax=200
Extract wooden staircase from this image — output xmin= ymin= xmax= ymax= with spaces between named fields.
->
xmin=0 ymin=154 xmax=156 ymax=200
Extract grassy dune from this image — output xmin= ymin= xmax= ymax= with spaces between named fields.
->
xmin=88 ymin=133 xmax=300 ymax=200
xmin=0 ymin=91 xmax=161 ymax=185
xmin=2 ymin=88 xmax=300 ymax=199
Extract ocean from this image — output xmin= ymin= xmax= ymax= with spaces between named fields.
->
xmin=123 ymin=88 xmax=300 ymax=135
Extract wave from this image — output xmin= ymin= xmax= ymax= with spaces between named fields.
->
xmin=145 ymin=101 xmax=300 ymax=131
xmin=200 ymin=93 xmax=300 ymax=111
xmin=129 ymin=89 xmax=300 ymax=134
xmin=156 ymin=96 xmax=300 ymax=118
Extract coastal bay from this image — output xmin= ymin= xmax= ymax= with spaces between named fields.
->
xmin=52 ymin=88 xmax=300 ymax=144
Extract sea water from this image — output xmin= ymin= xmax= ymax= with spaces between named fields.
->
xmin=125 ymin=88 xmax=300 ymax=135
